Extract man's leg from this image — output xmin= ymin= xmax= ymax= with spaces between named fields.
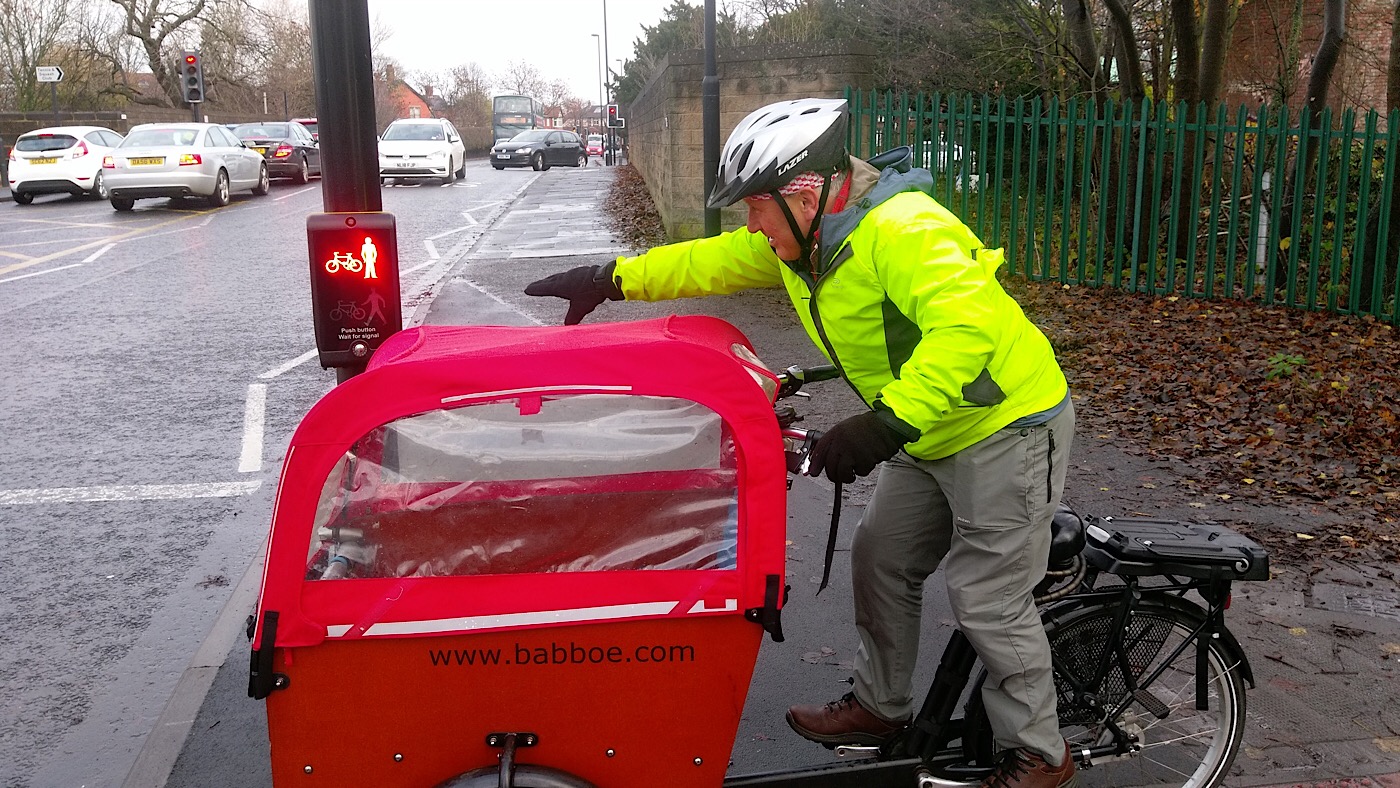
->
xmin=850 ymin=452 xmax=953 ymax=722
xmin=934 ymin=403 xmax=1075 ymax=763
xmin=787 ymin=452 xmax=951 ymax=743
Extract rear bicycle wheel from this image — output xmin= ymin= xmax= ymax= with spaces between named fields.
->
xmin=964 ymin=600 xmax=1247 ymax=788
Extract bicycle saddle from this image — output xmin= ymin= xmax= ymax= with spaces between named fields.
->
xmin=1048 ymin=504 xmax=1086 ymax=569
xmin=866 ymin=145 xmax=913 ymax=173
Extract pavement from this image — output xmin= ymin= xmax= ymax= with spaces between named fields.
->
xmin=123 ymin=162 xmax=1400 ymax=788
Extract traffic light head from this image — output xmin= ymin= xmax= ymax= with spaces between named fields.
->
xmin=606 ymin=103 xmax=620 ymax=128
xmin=180 ymin=51 xmax=205 ymax=104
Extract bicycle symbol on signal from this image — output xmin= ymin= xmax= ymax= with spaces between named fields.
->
xmin=325 ymin=252 xmax=363 ymax=275
xmin=323 ymin=238 xmax=380 ymax=279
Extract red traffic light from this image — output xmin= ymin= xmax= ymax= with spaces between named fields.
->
xmin=185 ymin=55 xmax=197 ymax=64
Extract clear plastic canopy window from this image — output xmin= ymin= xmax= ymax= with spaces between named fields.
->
xmin=308 ymin=394 xmax=739 ymax=580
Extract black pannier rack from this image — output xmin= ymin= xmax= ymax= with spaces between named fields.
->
xmin=1081 ymin=515 xmax=1271 ymax=581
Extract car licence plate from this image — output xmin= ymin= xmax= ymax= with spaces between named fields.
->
xmin=395 ymin=161 xmax=415 ymax=168
xmin=129 ymin=157 xmax=164 ymax=166
xmin=30 ymin=157 xmax=58 ymax=165
xmin=251 ymin=147 xmax=266 ymax=155
xmin=496 ymin=154 xmax=511 ymax=159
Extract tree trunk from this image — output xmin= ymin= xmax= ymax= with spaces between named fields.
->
xmin=1062 ymin=0 xmax=1102 ymax=95
xmin=1166 ymin=0 xmax=1203 ymax=281
xmin=1100 ymin=0 xmax=1149 ymax=279
xmin=1278 ymin=0 xmax=1344 ymax=287
xmin=1197 ymin=0 xmax=1233 ymax=106
xmin=1389 ymin=0 xmax=1400 ymax=114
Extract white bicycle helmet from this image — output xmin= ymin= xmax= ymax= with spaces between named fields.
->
xmin=706 ymin=98 xmax=850 ymax=209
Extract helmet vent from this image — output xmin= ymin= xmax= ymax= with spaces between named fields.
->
xmin=736 ymin=141 xmax=753 ymax=172
xmin=765 ymin=114 xmax=790 ymax=127
xmin=800 ymin=107 xmax=822 ymax=115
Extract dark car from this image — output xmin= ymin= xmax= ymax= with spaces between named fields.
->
xmin=491 ymin=129 xmax=587 ymax=171
xmin=232 ymin=121 xmax=321 ymax=184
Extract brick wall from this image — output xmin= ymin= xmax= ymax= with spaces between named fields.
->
xmin=628 ymin=40 xmax=876 ymax=241
xmin=1222 ymin=0 xmax=1393 ymax=120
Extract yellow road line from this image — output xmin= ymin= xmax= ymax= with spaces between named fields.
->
xmin=0 ymin=250 xmax=35 ymax=261
xmin=9 ymin=218 xmax=123 ymax=229
xmin=0 ymin=210 xmax=213 ymax=277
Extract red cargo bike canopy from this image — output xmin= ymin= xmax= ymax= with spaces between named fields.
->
xmin=253 ymin=315 xmax=789 ymax=649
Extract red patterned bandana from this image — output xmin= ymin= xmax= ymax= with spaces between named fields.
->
xmin=747 ymin=171 xmax=828 ymax=199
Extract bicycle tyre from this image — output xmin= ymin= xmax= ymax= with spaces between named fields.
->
xmin=435 ymin=763 xmax=597 ymax=788
xmin=963 ymin=597 xmax=1247 ymax=788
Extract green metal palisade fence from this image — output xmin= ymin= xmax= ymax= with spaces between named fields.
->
xmin=845 ymin=87 xmax=1400 ymax=324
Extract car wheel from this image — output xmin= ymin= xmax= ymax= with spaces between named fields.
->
xmin=442 ymin=160 xmax=456 ymax=185
xmin=576 ymin=152 xmax=587 ymax=168
xmin=454 ymin=158 xmax=466 ymax=178
xmin=252 ymin=164 xmax=270 ymax=196
xmin=91 ymin=171 xmax=108 ymax=200
xmin=492 ymin=164 xmax=505 ymax=170
xmin=110 ymin=197 xmax=134 ymax=212
xmin=531 ymin=153 xmax=545 ymax=172
xmin=293 ymin=156 xmax=309 ymax=185
xmin=12 ymin=191 xmax=33 ymax=205
xmin=207 ymin=169 xmax=231 ymax=207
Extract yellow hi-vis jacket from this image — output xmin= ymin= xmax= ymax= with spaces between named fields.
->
xmin=612 ymin=162 xmax=1068 ymax=460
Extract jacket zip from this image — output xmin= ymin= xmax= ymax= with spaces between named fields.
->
xmin=803 ymin=244 xmax=872 ymax=407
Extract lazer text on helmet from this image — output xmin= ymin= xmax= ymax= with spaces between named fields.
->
xmin=777 ymin=149 xmax=809 ymax=176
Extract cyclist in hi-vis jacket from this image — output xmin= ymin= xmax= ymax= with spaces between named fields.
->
xmin=525 ymin=98 xmax=1077 ymax=788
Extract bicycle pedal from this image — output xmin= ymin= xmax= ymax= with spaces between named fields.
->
xmin=1132 ymin=688 xmax=1171 ymax=719
xmin=833 ymin=744 xmax=880 ymax=758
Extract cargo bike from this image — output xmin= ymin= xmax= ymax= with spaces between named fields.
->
xmin=248 ymin=315 xmax=1269 ymax=788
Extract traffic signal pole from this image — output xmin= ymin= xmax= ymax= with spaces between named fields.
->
xmin=308 ymin=0 xmax=381 ymax=216
xmin=308 ymin=0 xmax=387 ymax=383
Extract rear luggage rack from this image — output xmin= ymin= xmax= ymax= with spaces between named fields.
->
xmin=1082 ymin=515 xmax=1270 ymax=581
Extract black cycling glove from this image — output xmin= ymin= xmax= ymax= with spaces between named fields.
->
xmin=524 ymin=261 xmax=624 ymax=325
xmin=808 ymin=409 xmax=919 ymax=484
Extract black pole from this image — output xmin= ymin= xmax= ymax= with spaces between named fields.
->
xmin=51 ymin=82 xmax=60 ymax=125
xmin=309 ymin=0 xmax=381 ymax=215
xmin=309 ymin=0 xmax=382 ymax=384
xmin=603 ymin=0 xmax=614 ymax=166
xmin=702 ymin=0 xmax=720 ymax=236
xmin=283 ymin=91 xmax=289 ymax=121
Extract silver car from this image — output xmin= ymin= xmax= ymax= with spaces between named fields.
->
xmin=103 ymin=123 xmax=270 ymax=211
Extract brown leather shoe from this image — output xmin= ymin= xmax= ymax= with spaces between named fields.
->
xmin=785 ymin=692 xmax=905 ymax=746
xmin=980 ymin=740 xmax=1078 ymax=787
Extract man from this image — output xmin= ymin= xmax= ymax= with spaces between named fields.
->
xmin=525 ymin=98 xmax=1076 ymax=788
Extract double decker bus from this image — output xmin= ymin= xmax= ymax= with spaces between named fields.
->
xmin=492 ymin=95 xmax=545 ymax=143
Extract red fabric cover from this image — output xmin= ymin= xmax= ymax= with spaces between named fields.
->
xmin=253 ymin=316 xmax=786 ymax=648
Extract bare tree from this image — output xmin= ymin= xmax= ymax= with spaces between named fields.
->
xmin=106 ymin=0 xmax=214 ymax=107
xmin=0 ymin=0 xmax=75 ymax=111
xmin=541 ymin=78 xmax=573 ymax=114
xmin=497 ymin=60 xmax=547 ymax=98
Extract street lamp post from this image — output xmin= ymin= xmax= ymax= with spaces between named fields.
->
xmin=591 ymin=33 xmax=603 ymax=140
xmin=602 ymin=0 xmax=614 ymax=166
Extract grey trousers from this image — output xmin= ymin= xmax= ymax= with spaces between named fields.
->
xmin=850 ymin=401 xmax=1074 ymax=763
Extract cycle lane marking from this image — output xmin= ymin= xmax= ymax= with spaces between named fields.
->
xmin=238 ymin=384 xmax=268 ymax=474
xmin=0 ymin=481 xmax=262 ymax=505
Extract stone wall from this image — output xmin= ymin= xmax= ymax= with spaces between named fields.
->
xmin=628 ymin=40 xmax=876 ymax=241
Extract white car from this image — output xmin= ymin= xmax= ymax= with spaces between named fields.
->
xmin=103 ymin=123 xmax=269 ymax=211
xmin=378 ymin=118 xmax=468 ymax=185
xmin=7 ymin=125 xmax=125 ymax=205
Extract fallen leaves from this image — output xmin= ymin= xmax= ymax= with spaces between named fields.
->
xmin=1007 ymin=278 xmax=1400 ymax=564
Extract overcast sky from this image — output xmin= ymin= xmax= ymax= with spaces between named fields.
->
xmin=366 ymin=0 xmax=683 ymax=103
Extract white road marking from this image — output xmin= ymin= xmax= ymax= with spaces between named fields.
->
xmin=258 ymin=349 xmax=317 ymax=379
xmin=459 ymin=212 xmax=478 ymax=225
xmin=0 ymin=263 xmax=84 ymax=284
xmin=274 ymin=185 xmax=316 ymax=201
xmin=239 ymin=383 xmax=267 ymax=473
xmin=401 ymin=259 xmax=439 ymax=275
xmin=197 ymin=214 xmax=216 ymax=227
xmin=453 ymin=278 xmax=545 ymax=326
xmin=423 ymin=239 xmax=440 ymax=259
xmin=81 ymin=243 xmax=116 ymax=263
xmin=0 ymin=481 xmax=262 ymax=505
xmin=463 ymin=200 xmax=504 ymax=215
